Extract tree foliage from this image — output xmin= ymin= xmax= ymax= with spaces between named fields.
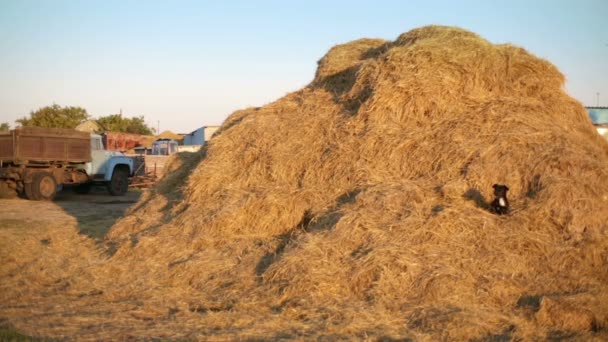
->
xmin=97 ymin=114 xmax=155 ymax=135
xmin=14 ymin=104 xmax=155 ymax=135
xmin=0 ymin=122 xmax=9 ymax=131
xmin=16 ymin=104 xmax=90 ymax=129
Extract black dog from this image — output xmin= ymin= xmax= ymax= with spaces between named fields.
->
xmin=491 ymin=184 xmax=510 ymax=215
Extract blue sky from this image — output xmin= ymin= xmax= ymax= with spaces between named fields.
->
xmin=0 ymin=0 xmax=606 ymax=133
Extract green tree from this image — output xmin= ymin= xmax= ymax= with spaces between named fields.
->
xmin=0 ymin=122 xmax=9 ymax=131
xmin=97 ymin=114 xmax=155 ymax=135
xmin=16 ymin=104 xmax=90 ymax=129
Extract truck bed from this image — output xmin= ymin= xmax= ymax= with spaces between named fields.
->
xmin=0 ymin=127 xmax=91 ymax=164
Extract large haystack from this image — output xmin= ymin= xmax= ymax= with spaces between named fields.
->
xmin=2 ymin=25 xmax=608 ymax=340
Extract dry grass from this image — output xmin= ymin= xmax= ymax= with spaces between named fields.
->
xmin=1 ymin=25 xmax=608 ymax=340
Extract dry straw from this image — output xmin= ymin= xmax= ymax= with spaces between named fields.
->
xmin=2 ymin=26 xmax=608 ymax=340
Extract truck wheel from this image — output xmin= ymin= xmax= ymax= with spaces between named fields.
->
xmin=107 ymin=167 xmax=128 ymax=196
xmin=28 ymin=172 xmax=57 ymax=201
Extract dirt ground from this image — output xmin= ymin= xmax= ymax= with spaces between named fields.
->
xmin=0 ymin=186 xmax=142 ymax=339
xmin=0 ymin=187 xmax=141 ymax=240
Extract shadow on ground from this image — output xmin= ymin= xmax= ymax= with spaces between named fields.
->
xmin=54 ymin=150 xmax=205 ymax=240
xmin=53 ymin=186 xmax=141 ymax=239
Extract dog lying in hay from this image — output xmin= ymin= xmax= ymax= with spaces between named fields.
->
xmin=491 ymin=184 xmax=510 ymax=215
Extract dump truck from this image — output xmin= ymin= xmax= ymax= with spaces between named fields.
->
xmin=0 ymin=127 xmax=134 ymax=200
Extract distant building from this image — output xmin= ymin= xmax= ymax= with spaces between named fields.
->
xmin=103 ymin=131 xmax=155 ymax=152
xmin=586 ymin=107 xmax=608 ymax=140
xmin=183 ymin=126 xmax=220 ymax=146
xmin=587 ymin=107 xmax=608 ymax=125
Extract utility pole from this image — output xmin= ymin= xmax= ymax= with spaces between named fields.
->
xmin=597 ymin=92 xmax=600 ymax=107
xmin=157 ymin=120 xmax=160 ymax=135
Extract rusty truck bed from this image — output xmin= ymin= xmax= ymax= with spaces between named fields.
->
xmin=0 ymin=127 xmax=91 ymax=164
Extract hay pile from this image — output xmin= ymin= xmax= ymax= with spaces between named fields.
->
xmin=157 ymin=130 xmax=184 ymax=141
xmin=2 ymin=25 xmax=608 ymax=340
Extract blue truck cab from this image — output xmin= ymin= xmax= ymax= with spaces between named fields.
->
xmin=79 ymin=134 xmax=134 ymax=196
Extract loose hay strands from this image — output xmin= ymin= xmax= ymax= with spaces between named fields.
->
xmin=2 ymin=25 xmax=608 ymax=340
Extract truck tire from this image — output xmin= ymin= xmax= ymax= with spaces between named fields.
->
xmin=107 ymin=166 xmax=128 ymax=196
xmin=27 ymin=172 xmax=57 ymax=201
